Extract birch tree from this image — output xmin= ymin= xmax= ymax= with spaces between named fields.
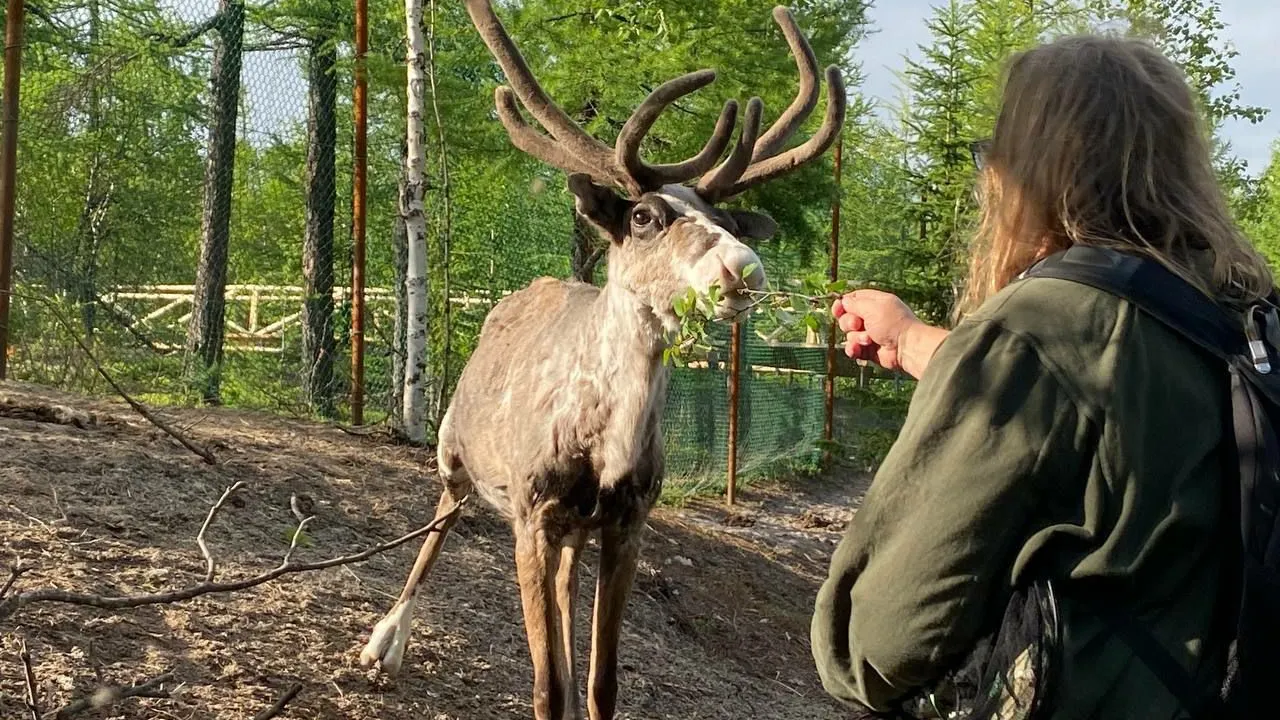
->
xmin=400 ymin=0 xmax=430 ymax=444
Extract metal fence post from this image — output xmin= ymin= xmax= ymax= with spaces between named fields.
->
xmin=823 ymin=134 xmax=843 ymax=465
xmin=350 ymin=0 xmax=368 ymax=423
xmin=0 ymin=0 xmax=25 ymax=381
xmin=726 ymin=320 xmax=742 ymax=506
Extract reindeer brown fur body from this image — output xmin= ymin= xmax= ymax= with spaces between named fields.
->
xmin=358 ymin=4 xmax=845 ymax=719
xmin=442 ymin=274 xmax=668 ymax=529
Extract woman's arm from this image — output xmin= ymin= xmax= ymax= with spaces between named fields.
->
xmin=810 ymin=317 xmax=1090 ymax=711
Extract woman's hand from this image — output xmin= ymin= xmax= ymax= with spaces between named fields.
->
xmin=832 ymin=289 xmax=950 ymax=380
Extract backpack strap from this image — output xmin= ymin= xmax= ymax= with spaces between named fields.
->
xmin=1018 ymin=245 xmax=1257 ymax=719
xmin=1019 ymin=245 xmax=1244 ymax=363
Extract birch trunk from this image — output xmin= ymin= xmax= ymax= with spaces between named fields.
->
xmin=390 ymin=141 xmax=409 ymax=430
xmin=401 ymin=0 xmax=430 ymax=444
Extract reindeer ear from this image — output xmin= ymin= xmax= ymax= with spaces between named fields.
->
xmin=568 ymin=173 xmax=632 ymax=244
xmin=727 ymin=209 xmax=778 ymax=241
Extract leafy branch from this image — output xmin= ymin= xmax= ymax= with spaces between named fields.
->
xmin=663 ymin=269 xmax=856 ymax=367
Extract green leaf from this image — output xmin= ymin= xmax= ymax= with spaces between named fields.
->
xmin=804 ymin=313 xmax=821 ymax=332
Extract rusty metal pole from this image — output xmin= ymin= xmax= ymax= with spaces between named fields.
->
xmin=350 ymin=0 xmax=368 ymax=424
xmin=823 ymin=134 xmax=843 ymax=465
xmin=726 ymin=320 xmax=742 ymax=506
xmin=0 ymin=0 xmax=24 ymax=381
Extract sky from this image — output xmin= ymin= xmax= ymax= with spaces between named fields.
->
xmin=855 ymin=0 xmax=1280 ymax=175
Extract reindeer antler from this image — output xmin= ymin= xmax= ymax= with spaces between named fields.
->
xmin=464 ymin=0 xmax=738 ymax=199
xmin=696 ymin=6 xmax=846 ymax=202
xmin=464 ymin=1 xmax=844 ymax=203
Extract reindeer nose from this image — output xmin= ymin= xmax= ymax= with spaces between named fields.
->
xmin=717 ymin=244 xmax=764 ymax=291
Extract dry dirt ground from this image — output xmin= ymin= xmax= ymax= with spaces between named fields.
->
xmin=0 ymin=381 xmax=873 ymax=719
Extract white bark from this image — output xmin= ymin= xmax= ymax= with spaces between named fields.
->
xmin=401 ymin=0 xmax=430 ymax=444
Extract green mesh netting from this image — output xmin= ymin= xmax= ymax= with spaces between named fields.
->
xmin=662 ymin=318 xmax=827 ymax=484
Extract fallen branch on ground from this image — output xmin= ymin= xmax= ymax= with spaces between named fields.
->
xmin=0 ymin=491 xmax=469 ymax=621
xmin=20 ymin=637 xmax=39 ymax=720
xmin=197 ymin=481 xmax=247 ymax=582
xmin=1 ymin=564 xmax=30 ymax=600
xmin=10 ymin=291 xmax=217 ymax=465
xmin=252 ymin=683 xmax=304 ymax=720
xmin=48 ymin=670 xmax=174 ymax=719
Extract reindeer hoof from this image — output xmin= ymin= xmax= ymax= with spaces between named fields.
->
xmin=360 ymin=600 xmax=414 ymax=675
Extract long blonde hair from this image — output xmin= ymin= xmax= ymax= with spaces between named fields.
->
xmin=958 ymin=34 xmax=1273 ymax=318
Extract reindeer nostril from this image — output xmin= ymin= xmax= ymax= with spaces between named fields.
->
xmin=718 ymin=263 xmax=741 ymax=289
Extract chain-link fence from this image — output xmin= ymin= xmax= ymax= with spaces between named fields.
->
xmin=2 ymin=0 xmax=883 ymax=488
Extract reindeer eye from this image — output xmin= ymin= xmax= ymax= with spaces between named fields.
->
xmin=632 ymin=208 xmax=653 ymax=227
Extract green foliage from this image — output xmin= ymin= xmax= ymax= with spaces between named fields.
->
xmin=1242 ymin=143 xmax=1280 ymax=270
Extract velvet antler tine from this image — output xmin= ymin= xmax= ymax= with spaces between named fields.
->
xmin=723 ymin=66 xmax=845 ymax=199
xmin=751 ymin=6 xmax=820 ymax=162
xmin=696 ymin=97 xmax=764 ymax=196
xmin=636 ymin=98 xmax=739 ymax=187
xmin=464 ymin=0 xmax=614 ymax=173
xmin=494 ymin=87 xmax=600 ymax=178
xmin=615 ymin=70 xmax=722 ymax=188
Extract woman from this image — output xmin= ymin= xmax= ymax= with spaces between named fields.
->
xmin=810 ymin=34 xmax=1273 ymax=719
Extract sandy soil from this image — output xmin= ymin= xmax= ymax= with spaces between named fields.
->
xmin=0 ymin=381 xmax=874 ymax=719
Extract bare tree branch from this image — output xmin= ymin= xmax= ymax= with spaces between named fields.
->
xmin=1 ymin=564 xmax=30 ymax=600
xmin=252 ymin=683 xmax=303 ymax=720
xmin=148 ymin=11 xmax=224 ymax=48
xmin=281 ymin=516 xmax=316 ymax=567
xmin=9 ymin=291 xmax=217 ymax=465
xmin=49 ymin=670 xmax=173 ymax=719
xmin=20 ymin=637 xmax=39 ymax=720
xmin=0 ymin=497 xmax=469 ymax=621
xmin=197 ymin=482 xmax=247 ymax=582
xmin=581 ymin=247 xmax=607 ymax=279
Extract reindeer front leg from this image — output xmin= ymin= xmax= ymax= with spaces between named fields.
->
xmin=556 ymin=529 xmax=587 ymax=718
xmin=515 ymin=515 xmax=575 ymax=720
xmin=587 ymin=523 xmax=641 ymax=720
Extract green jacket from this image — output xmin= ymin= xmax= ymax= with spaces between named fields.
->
xmin=811 ymin=275 xmax=1233 ymax=719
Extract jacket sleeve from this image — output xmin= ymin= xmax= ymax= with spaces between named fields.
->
xmin=810 ymin=318 xmax=1090 ymax=712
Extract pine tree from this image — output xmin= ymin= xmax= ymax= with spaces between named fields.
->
xmin=899 ymin=0 xmax=983 ymax=322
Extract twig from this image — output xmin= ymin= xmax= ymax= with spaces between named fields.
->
xmin=252 ymin=683 xmax=303 ymax=720
xmin=327 ymin=418 xmax=389 ymax=437
xmin=197 ymin=482 xmax=246 ymax=582
xmin=0 ymin=497 xmax=469 ymax=621
xmin=20 ymin=637 xmax=40 ymax=720
xmin=12 ymin=291 xmax=217 ymax=465
xmin=48 ymin=670 xmax=173 ymax=719
xmin=282 ymin=516 xmax=315 ymax=567
xmin=1 ymin=564 xmax=30 ymax=600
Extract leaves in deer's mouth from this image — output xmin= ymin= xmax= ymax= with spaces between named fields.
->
xmin=663 ymin=275 xmax=860 ymax=368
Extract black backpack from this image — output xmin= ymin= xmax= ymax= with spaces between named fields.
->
xmin=1021 ymin=244 xmax=1280 ymax=718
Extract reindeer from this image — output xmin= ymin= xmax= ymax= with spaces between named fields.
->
xmin=358 ymin=3 xmax=845 ymax=718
